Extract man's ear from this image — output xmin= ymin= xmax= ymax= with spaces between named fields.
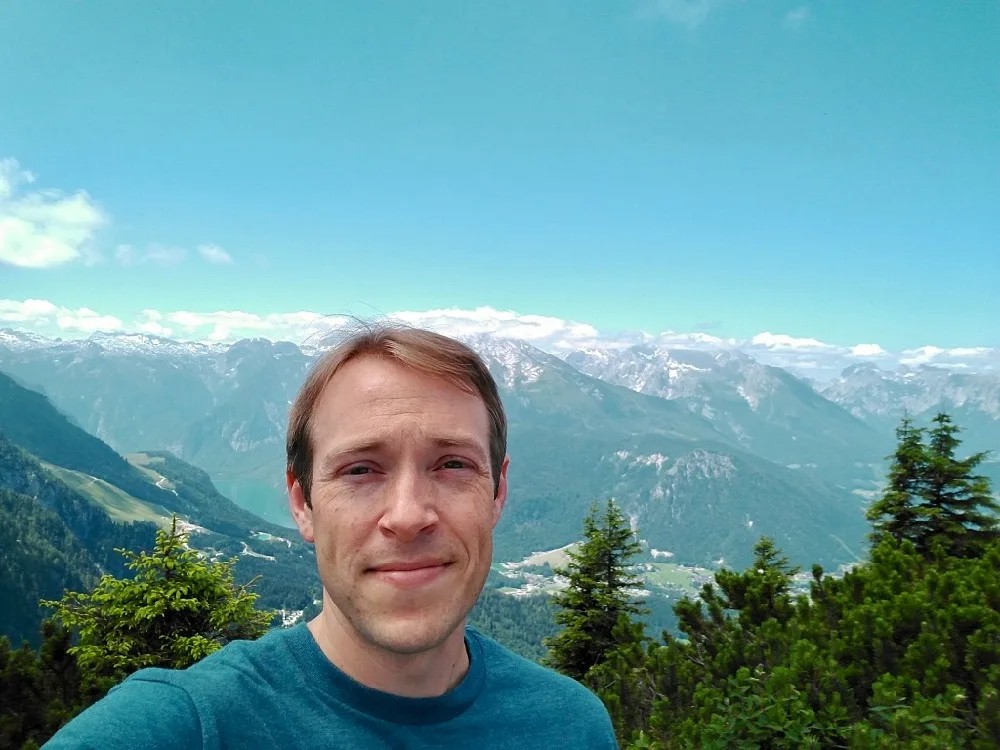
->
xmin=287 ymin=471 xmax=315 ymax=544
xmin=492 ymin=456 xmax=510 ymax=528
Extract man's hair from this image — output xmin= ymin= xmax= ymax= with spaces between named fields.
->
xmin=286 ymin=324 xmax=507 ymax=506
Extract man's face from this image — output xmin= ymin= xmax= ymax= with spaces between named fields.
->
xmin=289 ymin=355 xmax=508 ymax=656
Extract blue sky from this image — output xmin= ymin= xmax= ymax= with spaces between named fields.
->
xmin=1 ymin=0 xmax=997 ymax=351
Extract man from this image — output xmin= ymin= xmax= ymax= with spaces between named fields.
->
xmin=46 ymin=325 xmax=617 ymax=749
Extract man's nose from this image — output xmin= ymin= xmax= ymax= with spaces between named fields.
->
xmin=378 ymin=469 xmax=438 ymax=541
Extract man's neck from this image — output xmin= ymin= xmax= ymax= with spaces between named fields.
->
xmin=307 ymin=608 xmax=470 ymax=698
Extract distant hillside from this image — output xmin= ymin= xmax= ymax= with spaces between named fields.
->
xmin=0 ymin=371 xmax=321 ymax=645
xmin=0 ymin=436 xmax=159 ymax=580
xmin=0 ymin=436 xmax=159 ymax=645
xmin=0 ymin=486 xmax=96 ymax=646
xmin=0 ymin=370 xmax=179 ymax=510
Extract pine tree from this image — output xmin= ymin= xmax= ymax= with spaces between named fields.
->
xmin=42 ymin=517 xmax=274 ymax=693
xmin=867 ymin=417 xmax=928 ymax=547
xmin=545 ymin=499 xmax=646 ymax=681
xmin=715 ymin=537 xmax=800 ymax=629
xmin=921 ymin=412 xmax=999 ymax=557
xmin=866 ymin=413 xmax=998 ymax=558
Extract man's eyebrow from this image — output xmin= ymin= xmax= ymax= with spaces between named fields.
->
xmin=429 ymin=436 xmax=489 ymax=461
xmin=318 ymin=440 xmax=387 ymax=475
xmin=317 ymin=436 xmax=489 ymax=474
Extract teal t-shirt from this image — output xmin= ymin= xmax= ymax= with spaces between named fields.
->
xmin=44 ymin=625 xmax=617 ymax=749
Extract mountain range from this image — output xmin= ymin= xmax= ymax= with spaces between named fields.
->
xmin=2 ymin=327 xmax=998 ymax=571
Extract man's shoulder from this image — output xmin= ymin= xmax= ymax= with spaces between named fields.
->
xmin=44 ymin=672 xmax=201 ymax=748
xmin=131 ymin=624 xmax=300 ymax=694
xmin=44 ymin=627 xmax=302 ymax=749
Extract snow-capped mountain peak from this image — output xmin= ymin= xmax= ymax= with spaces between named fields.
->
xmin=0 ymin=328 xmax=59 ymax=352
xmin=84 ymin=331 xmax=224 ymax=358
xmin=459 ymin=333 xmax=556 ymax=388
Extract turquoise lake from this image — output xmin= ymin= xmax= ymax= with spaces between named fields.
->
xmin=211 ymin=478 xmax=296 ymax=528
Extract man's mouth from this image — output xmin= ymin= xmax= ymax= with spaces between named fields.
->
xmin=367 ymin=560 xmax=452 ymax=587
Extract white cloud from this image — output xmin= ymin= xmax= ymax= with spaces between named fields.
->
xmin=0 ymin=159 xmax=34 ymax=199
xmin=135 ymin=310 xmax=174 ymax=337
xmin=0 ymin=298 xmax=121 ymax=333
xmin=391 ymin=306 xmax=603 ymax=351
xmin=198 ymin=244 xmax=233 ymax=265
xmin=784 ymin=6 xmax=810 ymax=30
xmin=165 ymin=309 xmax=343 ymax=344
xmin=947 ymin=347 xmax=990 ymax=357
xmin=0 ymin=298 xmax=60 ymax=324
xmin=0 ymin=159 xmax=225 ymax=271
xmin=0 ymin=158 xmax=108 ymax=269
xmin=750 ymin=332 xmax=836 ymax=351
xmin=899 ymin=346 xmax=945 ymax=366
xmin=895 ymin=345 xmax=999 ymax=371
xmin=654 ymin=330 xmax=732 ymax=349
xmin=851 ymin=343 xmax=887 ymax=358
xmin=137 ymin=321 xmax=174 ymax=336
xmin=56 ymin=308 xmax=123 ymax=333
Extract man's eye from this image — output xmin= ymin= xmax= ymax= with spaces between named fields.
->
xmin=441 ymin=459 xmax=469 ymax=470
xmin=345 ymin=466 xmax=371 ymax=476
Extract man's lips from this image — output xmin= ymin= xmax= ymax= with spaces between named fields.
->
xmin=366 ymin=560 xmax=452 ymax=587
xmin=370 ymin=560 xmax=449 ymax=572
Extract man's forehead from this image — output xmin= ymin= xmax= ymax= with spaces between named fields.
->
xmin=311 ymin=356 xmax=490 ymax=436
xmin=320 ymin=356 xmax=478 ymax=407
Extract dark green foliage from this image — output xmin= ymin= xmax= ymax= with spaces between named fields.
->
xmin=43 ymin=518 xmax=274 ymax=692
xmin=0 ymin=488 xmax=95 ymax=647
xmin=0 ymin=621 xmax=84 ymax=750
xmin=603 ymin=534 xmax=1000 ymax=749
xmin=2 ymin=523 xmax=277 ymax=748
xmin=0 ymin=437 xmax=158 ymax=646
xmin=868 ymin=412 xmax=998 ymax=558
xmin=547 ymin=415 xmax=999 ymax=748
xmin=546 ymin=499 xmax=647 ymax=681
xmin=469 ymin=589 xmax=558 ymax=662
xmin=713 ymin=537 xmax=800 ymax=629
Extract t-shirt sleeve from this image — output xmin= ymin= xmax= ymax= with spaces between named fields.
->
xmin=43 ymin=677 xmax=202 ymax=749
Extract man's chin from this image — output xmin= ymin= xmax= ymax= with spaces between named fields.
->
xmin=358 ymin=615 xmax=466 ymax=657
